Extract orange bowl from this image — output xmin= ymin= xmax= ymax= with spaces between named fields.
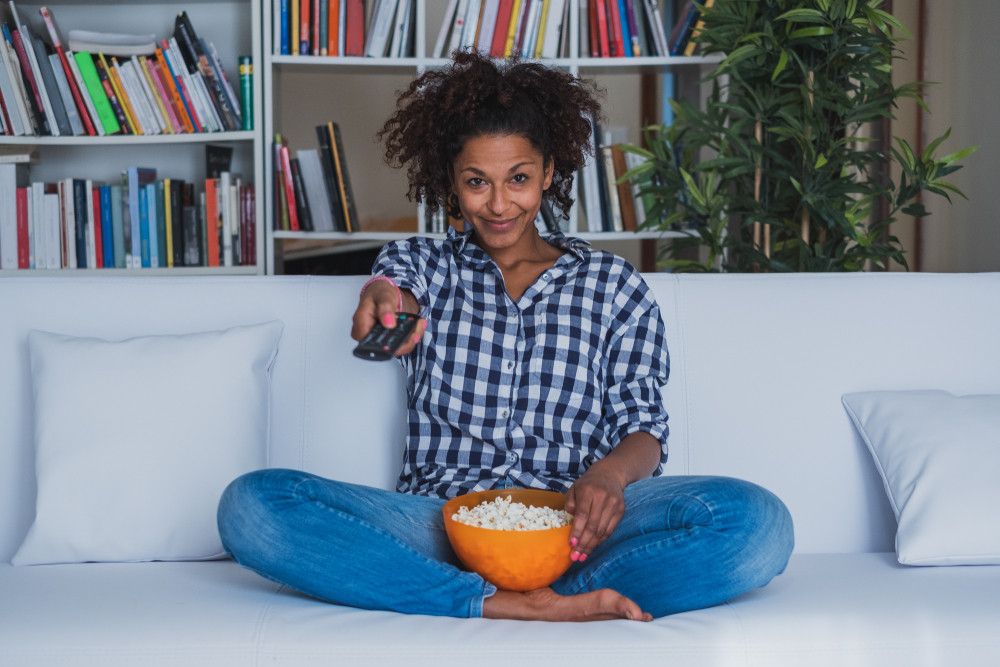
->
xmin=443 ymin=488 xmax=574 ymax=592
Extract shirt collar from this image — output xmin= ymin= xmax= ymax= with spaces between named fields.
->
xmin=447 ymin=227 xmax=590 ymax=263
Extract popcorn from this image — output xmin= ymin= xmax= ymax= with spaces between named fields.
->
xmin=452 ymin=495 xmax=574 ymax=531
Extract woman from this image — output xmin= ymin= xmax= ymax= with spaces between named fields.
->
xmin=218 ymin=51 xmax=793 ymax=622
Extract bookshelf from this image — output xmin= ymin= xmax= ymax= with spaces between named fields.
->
xmin=261 ymin=0 xmax=723 ymax=275
xmin=0 ymin=0 xmax=265 ymax=276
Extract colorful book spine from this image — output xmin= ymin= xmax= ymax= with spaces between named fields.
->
xmin=238 ymin=56 xmax=252 ymax=131
xmin=279 ymin=144 xmax=299 ymax=230
xmin=327 ymin=0 xmax=339 ymax=54
xmin=280 ymin=0 xmax=290 ymax=54
xmin=40 ymin=7 xmax=95 ymax=135
xmin=110 ymin=184 xmax=125 ymax=267
xmin=103 ymin=55 xmax=140 ymax=134
xmin=99 ymin=185 xmax=113 ymax=266
xmin=205 ymin=177 xmax=220 ymax=266
xmin=299 ymin=0 xmax=310 ymax=54
xmin=153 ymin=49 xmax=194 ymax=132
xmin=155 ymin=180 xmax=167 ymax=266
xmin=91 ymin=55 xmax=130 ymax=133
xmin=312 ymin=0 xmax=321 ymax=55
xmin=291 ymin=0 xmax=300 ymax=55
xmin=345 ymin=0 xmax=364 ymax=56
xmin=9 ymin=29 xmax=48 ymax=134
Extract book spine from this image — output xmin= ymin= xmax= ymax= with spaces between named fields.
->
xmin=489 ymin=0 xmax=514 ymax=57
xmin=238 ymin=56 xmax=252 ymax=131
xmin=205 ymin=178 xmax=219 ymax=266
xmin=144 ymin=183 xmax=158 ymax=267
xmin=29 ymin=183 xmax=43 ymax=268
xmin=207 ymin=42 xmax=241 ymax=124
xmin=10 ymin=30 xmax=48 ymax=134
xmin=155 ymin=181 xmax=166 ymax=266
xmin=138 ymin=56 xmax=175 ymax=133
xmin=280 ymin=0 xmax=290 ymax=55
xmin=147 ymin=57 xmax=182 ymax=133
xmin=247 ymin=185 xmax=256 ymax=265
xmin=289 ymin=157 xmax=313 ymax=231
xmin=345 ymin=0 xmax=365 ymax=56
xmin=327 ymin=0 xmax=339 ymax=54
xmin=229 ymin=182 xmax=239 ymax=264
xmin=162 ymin=178 xmax=173 ymax=266
xmin=313 ymin=0 xmax=321 ymax=55
xmin=0 ymin=34 xmax=31 ymax=135
xmin=171 ymin=180 xmax=185 ymax=266
xmin=99 ymin=185 xmax=111 ymax=266
xmin=47 ymin=54 xmax=82 ymax=135
xmin=39 ymin=7 xmax=96 ymax=135
xmin=92 ymin=55 xmax=130 ymax=133
xmin=162 ymin=41 xmax=204 ymax=131
xmin=0 ymin=59 xmax=22 ymax=134
xmin=433 ymin=0 xmax=458 ymax=57
xmin=291 ymin=0 xmax=300 ymax=55
xmin=71 ymin=52 xmax=116 ymax=134
xmin=16 ymin=187 xmax=27 ymax=268
xmin=23 ymin=30 xmax=62 ymax=136
xmin=338 ymin=0 xmax=346 ymax=55
xmin=138 ymin=184 xmax=149 ymax=266
xmin=131 ymin=56 xmax=167 ymax=132
xmin=220 ymin=171 xmax=231 ymax=266
xmin=503 ymin=0 xmax=523 ymax=56
xmin=0 ymin=165 xmax=16 ymax=268
xmin=279 ymin=144 xmax=299 ymax=230
xmin=154 ymin=49 xmax=195 ymax=132
xmin=623 ymin=0 xmax=639 ymax=55
xmin=329 ymin=122 xmax=357 ymax=232
xmin=72 ymin=180 xmax=85 ymax=267
xmin=110 ymin=184 xmax=124 ymax=267
xmin=683 ymin=0 xmax=712 ymax=57
xmin=107 ymin=57 xmax=142 ymax=134
xmin=299 ymin=0 xmax=310 ymax=54
xmin=607 ymin=0 xmax=624 ymax=57
xmin=615 ymin=0 xmax=632 ymax=57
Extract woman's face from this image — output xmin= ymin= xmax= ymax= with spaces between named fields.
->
xmin=451 ymin=134 xmax=553 ymax=252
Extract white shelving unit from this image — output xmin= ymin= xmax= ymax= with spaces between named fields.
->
xmin=262 ymin=0 xmax=722 ymax=274
xmin=0 ymin=0 xmax=265 ymax=276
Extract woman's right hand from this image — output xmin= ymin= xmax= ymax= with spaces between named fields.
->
xmin=351 ymin=280 xmax=426 ymax=357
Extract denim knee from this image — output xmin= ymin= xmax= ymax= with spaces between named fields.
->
xmin=217 ymin=468 xmax=304 ymax=559
xmin=729 ymin=478 xmax=795 ymax=584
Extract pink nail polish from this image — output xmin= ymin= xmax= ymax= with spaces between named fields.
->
xmin=382 ymin=314 xmax=394 ymax=327
xmin=570 ymin=552 xmax=579 ymax=561
xmin=579 ymin=553 xmax=587 ymax=562
xmin=570 ymin=538 xmax=578 ymax=547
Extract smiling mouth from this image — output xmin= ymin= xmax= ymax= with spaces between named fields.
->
xmin=483 ymin=217 xmax=518 ymax=231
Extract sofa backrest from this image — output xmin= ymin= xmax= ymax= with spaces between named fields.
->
xmin=2 ymin=272 xmax=998 ymax=562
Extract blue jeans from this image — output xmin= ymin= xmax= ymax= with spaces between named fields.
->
xmin=217 ymin=470 xmax=793 ymax=619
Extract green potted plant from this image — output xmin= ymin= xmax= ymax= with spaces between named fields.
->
xmin=622 ymin=0 xmax=978 ymax=272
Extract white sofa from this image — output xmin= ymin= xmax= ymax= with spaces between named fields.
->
xmin=1 ymin=272 xmax=999 ymax=666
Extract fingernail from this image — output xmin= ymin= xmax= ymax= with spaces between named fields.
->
xmin=570 ymin=551 xmax=579 ymax=561
xmin=625 ymin=609 xmax=634 ymax=620
xmin=579 ymin=553 xmax=587 ymax=562
xmin=382 ymin=314 xmax=394 ymax=327
xmin=570 ymin=538 xmax=578 ymax=547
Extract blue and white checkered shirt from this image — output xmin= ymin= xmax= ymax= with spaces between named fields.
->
xmin=372 ymin=228 xmax=670 ymax=499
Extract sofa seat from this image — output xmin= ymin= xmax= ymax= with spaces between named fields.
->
xmin=2 ymin=554 xmax=997 ymax=667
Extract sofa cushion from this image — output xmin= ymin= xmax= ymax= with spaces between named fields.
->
xmin=843 ymin=390 xmax=1000 ymax=566
xmin=2 ymin=554 xmax=997 ymax=666
xmin=12 ymin=321 xmax=284 ymax=565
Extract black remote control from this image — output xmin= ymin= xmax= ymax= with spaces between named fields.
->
xmin=353 ymin=313 xmax=420 ymax=361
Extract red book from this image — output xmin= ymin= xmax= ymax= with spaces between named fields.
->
xmin=92 ymin=187 xmax=103 ymax=268
xmin=345 ymin=0 xmax=364 ymax=56
xmin=491 ymin=0 xmax=516 ymax=57
xmin=607 ymin=0 xmax=624 ymax=56
xmin=40 ymin=8 xmax=97 ymax=136
xmin=328 ymin=0 xmax=339 ymax=54
xmin=279 ymin=145 xmax=300 ymax=230
xmin=312 ymin=0 xmax=321 ymax=55
xmin=16 ymin=188 xmax=28 ymax=268
xmin=205 ymin=178 xmax=220 ymax=267
xmin=594 ymin=0 xmax=610 ymax=57
xmin=300 ymin=0 xmax=310 ymax=53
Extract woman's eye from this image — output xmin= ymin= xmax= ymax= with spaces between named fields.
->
xmin=468 ymin=178 xmax=485 ymax=186
xmin=512 ymin=173 xmax=528 ymax=184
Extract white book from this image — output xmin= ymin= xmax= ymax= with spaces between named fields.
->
xmin=433 ymin=0 xmax=461 ymax=57
xmin=296 ymin=149 xmax=335 ymax=232
xmin=130 ymin=57 xmax=167 ymax=133
xmin=476 ymin=0 xmax=501 ymax=55
xmin=645 ymin=0 xmax=668 ymax=56
xmin=166 ymin=40 xmax=210 ymax=131
xmin=85 ymin=180 xmax=96 ymax=269
xmin=63 ymin=178 xmax=76 ymax=268
xmin=0 ymin=41 xmax=29 ymax=135
xmin=400 ymin=0 xmax=415 ymax=57
xmin=0 ymin=164 xmax=18 ymax=269
xmin=578 ymin=0 xmax=589 ymax=56
xmin=65 ymin=53 xmax=104 ymax=135
xmin=460 ymin=0 xmax=482 ymax=48
xmin=31 ymin=183 xmax=45 ymax=268
xmin=0 ymin=49 xmax=23 ymax=135
xmin=47 ymin=54 xmax=83 ymax=135
xmin=220 ymin=171 xmax=232 ymax=267
xmin=524 ymin=0 xmax=543 ymax=57
xmin=20 ymin=29 xmax=59 ymax=136
xmin=112 ymin=59 xmax=148 ymax=134
xmin=541 ymin=0 xmax=566 ymax=58
xmin=366 ymin=0 xmax=400 ymax=57
xmin=624 ymin=151 xmax=648 ymax=225
xmin=447 ymin=0 xmax=470 ymax=55
xmin=273 ymin=0 xmax=282 ymax=55
xmin=581 ymin=155 xmax=602 ymax=232
xmin=44 ymin=192 xmax=59 ymax=269
xmin=207 ymin=43 xmax=240 ymax=123
xmin=193 ymin=72 xmax=224 ymax=132
xmin=389 ymin=0 xmax=410 ymax=58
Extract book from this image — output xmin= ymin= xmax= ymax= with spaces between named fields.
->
xmin=0 ymin=30 xmax=30 ymax=135
xmin=153 ymin=48 xmax=194 ymax=132
xmin=594 ymin=0 xmax=609 ymax=57
xmin=103 ymin=55 xmax=140 ymax=134
xmin=137 ymin=182 xmax=149 ymax=266
xmin=155 ymin=180 xmax=166 ymax=266
xmin=115 ymin=59 xmax=152 ymax=134
xmin=238 ymin=56 xmax=251 ymax=130
xmin=503 ymin=0 xmax=522 ymax=56
xmin=182 ymin=203 xmax=199 ymax=265
xmin=0 ymin=163 xmax=27 ymax=269
xmin=126 ymin=167 xmax=155 ymax=267
xmin=541 ymin=0 xmax=565 ymax=58
xmin=345 ymin=0 xmax=364 ymax=55
xmin=490 ymin=0 xmax=515 ymax=57
xmin=314 ymin=124 xmax=346 ymax=231
xmin=137 ymin=56 xmax=175 ymax=133
xmin=67 ymin=30 xmax=156 ymax=56
xmin=9 ymin=27 xmax=49 ymax=134
xmin=669 ymin=1 xmax=698 ymax=56
xmin=278 ymin=143 xmax=299 ymax=230
xmin=476 ymin=0 xmax=501 ymax=55
xmin=206 ymin=144 xmax=233 ymax=178
xmin=608 ymin=0 xmax=626 ymax=57
xmin=72 ymin=51 xmax=118 ymax=133
xmin=47 ymin=54 xmax=82 ymax=135
xmin=683 ymin=0 xmax=714 ymax=56
xmin=288 ymin=157 xmax=313 ymax=232
xmin=291 ymin=0 xmax=299 ymax=55
xmin=39 ymin=7 xmax=95 ymax=135
xmin=91 ymin=54 xmax=131 ymax=133
xmin=20 ymin=24 xmax=62 ymax=136
xmin=42 ymin=191 xmax=58 ymax=268
xmin=219 ymin=170 xmax=231 ymax=266
xmin=119 ymin=173 xmax=130 ymax=266
xmin=204 ymin=177 xmax=219 ymax=266
xmin=299 ymin=0 xmax=309 ymax=54
xmin=328 ymin=122 xmax=358 ymax=232
xmin=127 ymin=57 xmax=165 ymax=133
xmin=327 ymin=0 xmax=339 ymax=54
xmin=110 ymin=184 xmax=124 ymax=267
xmin=100 ymin=185 xmax=113 ymax=266
xmin=296 ymin=148 xmax=334 ymax=231
xmin=610 ymin=144 xmax=636 ymax=231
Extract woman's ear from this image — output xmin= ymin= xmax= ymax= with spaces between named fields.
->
xmin=543 ymin=157 xmax=554 ymax=191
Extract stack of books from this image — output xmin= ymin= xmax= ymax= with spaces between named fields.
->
xmin=667 ymin=0 xmax=713 ymax=56
xmin=433 ymin=0 xmax=685 ymax=58
xmin=0 ymin=3 xmax=250 ymax=137
xmin=0 ymin=162 xmax=256 ymax=270
xmin=577 ymin=123 xmax=658 ymax=233
xmin=273 ymin=123 xmax=359 ymax=233
xmin=274 ymin=0 xmax=416 ymax=58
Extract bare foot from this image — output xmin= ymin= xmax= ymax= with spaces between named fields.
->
xmin=482 ymin=587 xmax=653 ymax=622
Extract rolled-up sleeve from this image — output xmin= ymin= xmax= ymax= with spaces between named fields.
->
xmin=602 ymin=280 xmax=671 ymax=473
xmin=371 ymin=239 xmax=431 ymax=316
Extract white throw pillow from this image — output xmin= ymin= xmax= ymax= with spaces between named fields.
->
xmin=12 ymin=321 xmax=284 ymax=566
xmin=842 ymin=390 xmax=1000 ymax=566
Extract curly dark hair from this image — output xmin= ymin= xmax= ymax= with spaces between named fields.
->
xmin=377 ymin=50 xmax=604 ymax=220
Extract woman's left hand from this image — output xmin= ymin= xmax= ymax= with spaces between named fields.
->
xmin=564 ymin=462 xmax=627 ymax=562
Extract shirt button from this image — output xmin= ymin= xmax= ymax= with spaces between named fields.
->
xmin=543 ymin=273 xmax=550 ymax=280
xmin=508 ymin=453 xmax=517 ymax=463
xmin=501 ymin=409 xmax=509 ymax=418
xmin=506 ymin=361 xmax=514 ymax=370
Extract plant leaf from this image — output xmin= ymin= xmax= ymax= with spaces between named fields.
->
xmin=772 ymin=49 xmax=789 ymax=81
xmin=939 ymin=145 xmax=979 ymax=166
xmin=923 ymin=127 xmax=952 ymax=159
xmin=814 ymin=153 xmax=828 ymax=169
xmin=776 ymin=8 xmax=826 ymax=22
xmin=790 ymin=26 xmax=835 ymax=39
